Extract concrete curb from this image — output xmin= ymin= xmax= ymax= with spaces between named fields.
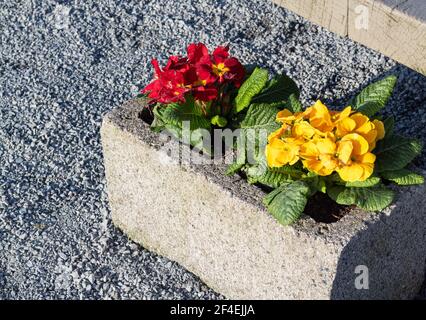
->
xmin=101 ymin=99 xmax=426 ymax=299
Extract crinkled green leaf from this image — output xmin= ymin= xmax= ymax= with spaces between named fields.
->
xmin=381 ymin=169 xmax=424 ymax=185
xmin=263 ymin=181 xmax=310 ymax=225
xmin=383 ymin=116 xmax=395 ymax=138
xmin=327 ymin=185 xmax=394 ymax=211
xmin=225 ymin=162 xmax=245 ymax=176
xmin=251 ymin=74 xmax=299 ymax=104
xmin=374 ymin=135 xmax=422 ymax=172
xmin=350 ymin=75 xmax=397 ymax=117
xmin=245 ymin=156 xmax=303 ymax=188
xmin=240 ymin=103 xmax=280 ymax=131
xmin=345 ymin=176 xmax=381 ymax=187
xmin=303 ymin=173 xmax=327 ymax=194
xmin=234 ymin=67 xmax=269 ymax=113
xmin=284 ymin=93 xmax=303 ymax=113
xmin=239 ymin=103 xmax=281 ymax=164
xmin=152 ymin=99 xmax=211 ymax=149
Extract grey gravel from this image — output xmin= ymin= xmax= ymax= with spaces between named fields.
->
xmin=0 ymin=0 xmax=425 ymax=300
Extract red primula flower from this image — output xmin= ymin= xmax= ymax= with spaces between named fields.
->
xmin=142 ymin=59 xmax=189 ymax=104
xmin=196 ymin=45 xmax=245 ymax=87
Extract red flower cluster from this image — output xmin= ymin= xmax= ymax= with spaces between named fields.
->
xmin=142 ymin=43 xmax=245 ymax=104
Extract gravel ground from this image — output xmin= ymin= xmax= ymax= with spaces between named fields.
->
xmin=0 ymin=0 xmax=425 ymax=299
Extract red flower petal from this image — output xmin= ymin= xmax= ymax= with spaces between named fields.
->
xmin=187 ymin=43 xmax=209 ymax=64
xmin=192 ymin=86 xmax=218 ymax=101
xmin=212 ymin=45 xmax=229 ymax=63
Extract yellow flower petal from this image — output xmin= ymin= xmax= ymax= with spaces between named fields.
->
xmin=276 ymin=109 xmax=294 ymax=123
xmin=319 ymin=154 xmax=338 ymax=173
xmin=316 ymin=138 xmax=336 ymax=154
xmin=355 ymin=152 xmax=376 ymax=164
xmin=356 ymin=120 xmax=377 ymax=143
xmin=337 ymin=163 xmax=364 ymax=182
xmin=358 ymin=163 xmax=374 ymax=181
xmin=284 ymin=137 xmax=305 ymax=146
xmin=341 ymin=133 xmax=369 ymax=155
xmin=351 ymin=113 xmax=369 ymax=128
xmin=340 ymin=106 xmax=352 ymax=119
xmin=308 ymin=100 xmax=334 ymax=132
xmin=292 ymin=121 xmax=316 ymax=139
xmin=373 ymin=119 xmax=385 ymax=140
xmin=336 ymin=117 xmax=356 ymax=137
xmin=266 ymin=139 xmax=299 ymax=167
xmin=268 ymin=125 xmax=287 ymax=142
xmin=302 ymin=159 xmax=323 ymax=174
xmin=299 ymin=141 xmax=318 ymax=159
xmin=337 ymin=140 xmax=353 ymax=164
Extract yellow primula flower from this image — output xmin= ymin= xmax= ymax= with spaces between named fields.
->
xmin=299 ymin=138 xmax=338 ymax=176
xmin=265 ymin=138 xmax=300 ymax=167
xmin=335 ymin=112 xmax=386 ymax=151
xmin=266 ymin=101 xmax=383 ymax=182
xmin=304 ymin=100 xmax=334 ymax=132
xmin=351 ymin=113 xmax=377 ymax=145
xmin=336 ymin=133 xmax=376 ymax=182
xmin=334 ymin=106 xmax=356 ymax=137
xmin=292 ymin=121 xmax=316 ymax=140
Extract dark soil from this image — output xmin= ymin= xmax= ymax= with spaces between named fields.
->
xmin=304 ymin=192 xmax=355 ymax=223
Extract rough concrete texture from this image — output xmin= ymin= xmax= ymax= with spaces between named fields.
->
xmin=101 ymin=99 xmax=426 ymax=300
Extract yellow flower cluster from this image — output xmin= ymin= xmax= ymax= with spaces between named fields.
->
xmin=265 ymin=101 xmax=385 ymax=182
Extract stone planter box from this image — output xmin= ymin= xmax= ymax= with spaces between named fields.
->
xmin=101 ymin=99 xmax=426 ymax=300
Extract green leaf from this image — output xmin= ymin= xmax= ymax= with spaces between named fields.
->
xmin=350 ymin=75 xmax=397 ymax=117
xmin=226 ymin=162 xmax=245 ymax=176
xmin=245 ymin=156 xmax=303 ymax=188
xmin=240 ymin=103 xmax=280 ymax=131
xmin=327 ymin=185 xmax=394 ymax=211
xmin=239 ymin=103 xmax=281 ymax=164
xmin=303 ymin=173 xmax=327 ymax=194
xmin=251 ymin=74 xmax=299 ymax=104
xmin=151 ymin=105 xmax=167 ymax=132
xmin=263 ymin=181 xmax=310 ymax=225
xmin=159 ymin=101 xmax=210 ymax=131
xmin=345 ymin=176 xmax=381 ymax=187
xmin=284 ymin=93 xmax=303 ymax=113
xmin=374 ymin=135 xmax=422 ymax=172
xmin=152 ymin=99 xmax=212 ymax=150
xmin=383 ymin=116 xmax=395 ymax=137
xmin=210 ymin=115 xmax=228 ymax=127
xmin=381 ymin=169 xmax=424 ymax=185
xmin=234 ymin=68 xmax=269 ymax=113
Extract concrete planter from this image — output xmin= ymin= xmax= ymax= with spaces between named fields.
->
xmin=101 ymin=99 xmax=426 ymax=300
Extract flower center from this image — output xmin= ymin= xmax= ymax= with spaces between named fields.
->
xmin=212 ymin=63 xmax=230 ymax=77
